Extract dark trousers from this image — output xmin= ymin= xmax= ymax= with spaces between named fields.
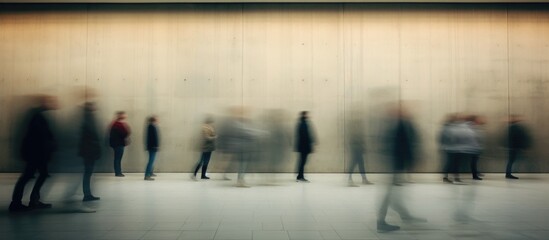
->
xmin=12 ymin=160 xmax=49 ymax=204
xmin=348 ymin=148 xmax=366 ymax=179
xmin=297 ymin=152 xmax=309 ymax=179
xmin=113 ymin=146 xmax=124 ymax=175
xmin=448 ymin=152 xmax=463 ymax=180
xmin=83 ymin=159 xmax=95 ymax=197
xmin=194 ymin=152 xmax=212 ymax=177
xmin=145 ymin=150 xmax=157 ymax=177
xmin=506 ymin=149 xmax=519 ymax=175
xmin=442 ymin=151 xmax=452 ymax=178
xmin=470 ymin=154 xmax=480 ymax=178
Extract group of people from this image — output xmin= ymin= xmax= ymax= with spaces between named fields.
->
xmin=108 ymin=111 xmax=161 ymax=181
xmin=7 ymin=96 xmax=532 ymax=220
xmin=439 ymin=113 xmax=531 ymax=184
xmin=197 ymin=109 xmax=316 ymax=187
xmin=8 ymin=97 xmax=162 ymax=212
xmin=6 ymin=99 xmax=318 ymax=211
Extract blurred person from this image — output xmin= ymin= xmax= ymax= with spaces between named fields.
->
xmin=263 ymin=109 xmax=291 ymax=184
xmin=377 ymin=106 xmax=426 ymax=232
xmin=192 ymin=116 xmax=216 ymax=180
xmin=387 ymin=107 xmax=419 ymax=185
xmin=79 ymin=102 xmax=101 ymax=201
xmin=9 ymin=95 xmax=58 ymax=212
xmin=109 ymin=111 xmax=131 ymax=177
xmin=504 ymin=114 xmax=531 ymax=179
xmin=347 ymin=113 xmax=372 ymax=186
xmin=455 ymin=115 xmax=481 ymax=182
xmin=442 ymin=114 xmax=478 ymax=184
xmin=145 ymin=116 xmax=160 ymax=181
xmin=295 ymin=111 xmax=316 ymax=182
xmin=217 ymin=107 xmax=264 ymax=187
xmin=440 ymin=114 xmax=457 ymax=183
xmin=468 ymin=115 xmax=485 ymax=180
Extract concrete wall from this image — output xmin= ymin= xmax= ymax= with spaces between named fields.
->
xmin=1 ymin=4 xmax=548 ymax=173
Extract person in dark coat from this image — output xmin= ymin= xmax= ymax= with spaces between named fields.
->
xmin=79 ymin=102 xmax=101 ymax=201
xmin=377 ymin=106 xmax=426 ymax=232
xmin=145 ymin=116 xmax=159 ymax=180
xmin=295 ymin=111 xmax=315 ymax=182
xmin=193 ymin=116 xmax=216 ymax=180
xmin=109 ymin=111 xmax=130 ymax=177
xmin=505 ymin=114 xmax=531 ymax=179
xmin=388 ymin=110 xmax=418 ymax=184
xmin=9 ymin=95 xmax=58 ymax=212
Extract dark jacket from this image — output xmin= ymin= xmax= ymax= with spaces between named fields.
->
xmin=20 ymin=107 xmax=56 ymax=162
xmin=78 ymin=105 xmax=101 ymax=160
xmin=387 ymin=118 xmax=418 ymax=171
xmin=295 ymin=118 xmax=315 ymax=154
xmin=349 ymin=119 xmax=365 ymax=153
xmin=146 ymin=123 xmax=159 ymax=151
xmin=507 ymin=122 xmax=531 ymax=150
xmin=109 ymin=120 xmax=130 ymax=148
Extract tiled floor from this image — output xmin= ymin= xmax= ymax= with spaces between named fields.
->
xmin=1 ymin=173 xmax=548 ymax=240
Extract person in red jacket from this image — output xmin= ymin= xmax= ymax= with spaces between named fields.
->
xmin=109 ymin=111 xmax=130 ymax=177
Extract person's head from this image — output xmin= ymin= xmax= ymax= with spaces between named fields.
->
xmin=475 ymin=115 xmax=486 ymax=125
xmin=444 ymin=113 xmax=458 ymax=124
xmin=454 ymin=113 xmax=467 ymax=122
xmin=40 ymin=95 xmax=59 ymax=110
xmin=466 ymin=115 xmax=477 ymax=123
xmin=116 ymin=111 xmax=127 ymax=121
xmin=148 ymin=115 xmax=157 ymax=124
xmin=229 ymin=106 xmax=248 ymax=119
xmin=300 ymin=111 xmax=308 ymax=120
xmin=204 ymin=116 xmax=214 ymax=124
xmin=84 ymin=102 xmax=96 ymax=112
xmin=510 ymin=114 xmax=523 ymax=123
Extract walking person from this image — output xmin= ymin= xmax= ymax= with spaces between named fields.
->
xmin=109 ymin=111 xmax=131 ymax=177
xmin=505 ymin=114 xmax=531 ymax=179
xmin=446 ymin=114 xmax=479 ymax=184
xmin=377 ymin=106 xmax=426 ymax=232
xmin=145 ymin=116 xmax=159 ymax=181
xmin=218 ymin=107 xmax=264 ymax=187
xmin=295 ymin=111 xmax=316 ymax=182
xmin=193 ymin=116 xmax=216 ymax=180
xmin=347 ymin=114 xmax=371 ymax=186
xmin=440 ymin=114 xmax=457 ymax=183
xmin=79 ymin=102 xmax=101 ymax=201
xmin=9 ymin=95 xmax=58 ymax=212
xmin=468 ymin=115 xmax=485 ymax=180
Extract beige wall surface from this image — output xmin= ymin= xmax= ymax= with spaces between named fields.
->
xmin=0 ymin=4 xmax=548 ymax=173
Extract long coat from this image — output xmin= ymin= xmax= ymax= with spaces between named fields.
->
xmin=295 ymin=118 xmax=315 ymax=154
xmin=20 ymin=107 xmax=56 ymax=162
xmin=78 ymin=106 xmax=101 ymax=160
xmin=507 ymin=122 xmax=531 ymax=150
xmin=387 ymin=118 xmax=417 ymax=171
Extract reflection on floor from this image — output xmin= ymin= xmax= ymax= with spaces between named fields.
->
xmin=1 ymin=173 xmax=548 ymax=240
